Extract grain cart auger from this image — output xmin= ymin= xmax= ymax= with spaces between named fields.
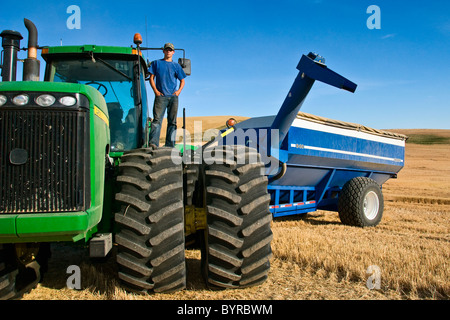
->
xmin=220 ymin=53 xmax=407 ymax=227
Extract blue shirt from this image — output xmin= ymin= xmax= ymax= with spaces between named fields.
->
xmin=149 ymin=59 xmax=186 ymax=96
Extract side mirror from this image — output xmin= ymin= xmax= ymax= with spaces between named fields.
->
xmin=178 ymin=58 xmax=191 ymax=76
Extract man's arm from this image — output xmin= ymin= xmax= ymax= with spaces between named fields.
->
xmin=150 ymin=74 xmax=163 ymax=96
xmin=174 ymin=78 xmax=185 ymax=96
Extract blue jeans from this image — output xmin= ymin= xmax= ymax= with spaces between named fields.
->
xmin=149 ymin=95 xmax=179 ymax=147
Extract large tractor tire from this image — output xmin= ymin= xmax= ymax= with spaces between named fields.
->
xmin=338 ymin=177 xmax=384 ymax=227
xmin=0 ymin=244 xmax=18 ymax=300
xmin=114 ymin=147 xmax=186 ymax=294
xmin=0 ymin=243 xmax=50 ymax=300
xmin=202 ymin=145 xmax=273 ymax=289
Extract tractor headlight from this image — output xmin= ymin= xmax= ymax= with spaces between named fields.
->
xmin=35 ymin=94 xmax=56 ymax=107
xmin=12 ymin=94 xmax=29 ymax=106
xmin=0 ymin=95 xmax=7 ymax=106
xmin=59 ymin=96 xmax=77 ymax=106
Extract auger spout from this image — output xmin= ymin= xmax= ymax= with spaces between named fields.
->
xmin=270 ymin=52 xmax=357 ymax=147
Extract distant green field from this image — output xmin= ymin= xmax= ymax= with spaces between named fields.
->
xmin=406 ymin=134 xmax=450 ymax=145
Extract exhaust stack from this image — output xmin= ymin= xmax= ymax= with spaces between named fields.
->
xmin=23 ymin=18 xmax=40 ymax=81
xmin=0 ymin=29 xmax=23 ymax=81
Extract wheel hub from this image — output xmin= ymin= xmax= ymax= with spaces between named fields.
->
xmin=363 ymin=191 xmax=379 ymax=220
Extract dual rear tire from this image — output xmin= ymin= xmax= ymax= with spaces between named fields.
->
xmin=202 ymin=145 xmax=273 ymax=288
xmin=114 ymin=145 xmax=273 ymax=293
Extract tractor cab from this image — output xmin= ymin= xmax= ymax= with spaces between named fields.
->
xmin=42 ymin=46 xmax=149 ymax=153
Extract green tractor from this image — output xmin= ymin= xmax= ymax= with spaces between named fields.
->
xmin=0 ymin=19 xmax=272 ymax=299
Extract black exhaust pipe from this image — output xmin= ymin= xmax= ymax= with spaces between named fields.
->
xmin=23 ymin=18 xmax=40 ymax=81
xmin=0 ymin=29 xmax=23 ymax=81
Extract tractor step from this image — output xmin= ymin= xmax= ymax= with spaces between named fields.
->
xmin=89 ymin=233 xmax=113 ymax=258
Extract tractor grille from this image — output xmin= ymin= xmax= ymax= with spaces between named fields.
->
xmin=0 ymin=107 xmax=90 ymax=213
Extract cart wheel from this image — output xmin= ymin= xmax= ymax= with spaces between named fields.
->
xmin=338 ymin=177 xmax=384 ymax=227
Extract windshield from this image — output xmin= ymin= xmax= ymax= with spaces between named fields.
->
xmin=47 ymin=58 xmax=138 ymax=152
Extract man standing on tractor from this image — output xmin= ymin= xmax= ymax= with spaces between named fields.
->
xmin=148 ymin=43 xmax=186 ymax=147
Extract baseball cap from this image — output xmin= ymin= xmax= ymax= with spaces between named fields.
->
xmin=163 ymin=43 xmax=175 ymax=51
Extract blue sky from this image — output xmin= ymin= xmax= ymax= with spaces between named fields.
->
xmin=2 ymin=0 xmax=449 ymax=129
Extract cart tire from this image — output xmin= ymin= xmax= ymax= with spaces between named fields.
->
xmin=202 ymin=145 xmax=272 ymax=288
xmin=338 ymin=177 xmax=384 ymax=227
xmin=114 ymin=147 xmax=186 ymax=293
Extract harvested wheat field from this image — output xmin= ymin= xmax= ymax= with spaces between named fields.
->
xmin=21 ymin=124 xmax=449 ymax=300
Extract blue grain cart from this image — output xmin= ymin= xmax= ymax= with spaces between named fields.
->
xmin=220 ymin=52 xmax=407 ymax=227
